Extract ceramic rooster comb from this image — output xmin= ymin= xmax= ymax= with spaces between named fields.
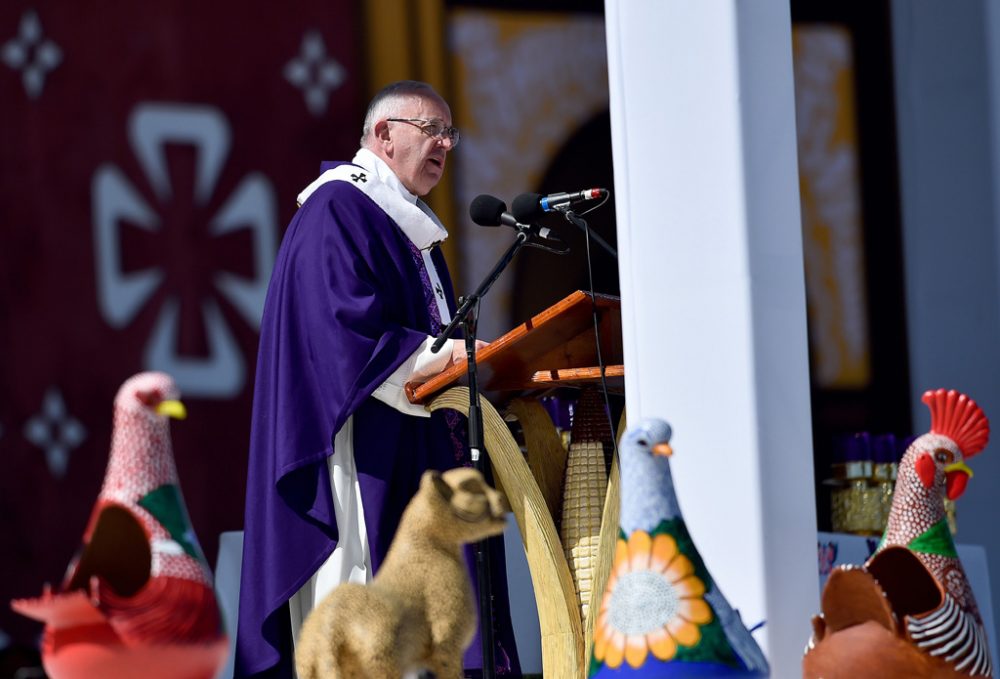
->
xmin=805 ymin=388 xmax=992 ymax=678
xmin=11 ymin=372 xmax=227 ymax=679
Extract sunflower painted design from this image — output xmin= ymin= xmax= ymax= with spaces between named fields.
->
xmin=594 ymin=530 xmax=713 ymax=669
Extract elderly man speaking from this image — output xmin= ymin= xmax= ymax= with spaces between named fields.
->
xmin=236 ymin=81 xmax=521 ymax=678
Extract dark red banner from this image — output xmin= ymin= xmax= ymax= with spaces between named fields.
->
xmin=0 ymin=0 xmax=363 ymax=649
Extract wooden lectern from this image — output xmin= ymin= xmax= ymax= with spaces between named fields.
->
xmin=407 ymin=291 xmax=624 ymax=679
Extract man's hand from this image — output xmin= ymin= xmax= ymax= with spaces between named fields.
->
xmin=450 ymin=339 xmax=489 ymax=367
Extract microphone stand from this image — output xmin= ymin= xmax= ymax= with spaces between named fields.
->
xmin=431 ymin=226 xmax=533 ymax=679
xmin=559 ymin=207 xmax=622 ymax=456
xmin=560 ymin=207 xmax=617 ymax=259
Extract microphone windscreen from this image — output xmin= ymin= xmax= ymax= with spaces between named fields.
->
xmin=511 ymin=192 xmax=544 ymax=223
xmin=469 ymin=194 xmax=507 ymax=226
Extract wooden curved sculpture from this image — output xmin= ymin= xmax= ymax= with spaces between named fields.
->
xmin=414 ymin=291 xmax=627 ymax=678
xmin=429 ymin=388 xmax=625 ymax=678
xmin=429 ymin=388 xmax=585 ymax=678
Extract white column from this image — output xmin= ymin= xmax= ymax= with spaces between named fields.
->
xmin=605 ymin=0 xmax=818 ymax=674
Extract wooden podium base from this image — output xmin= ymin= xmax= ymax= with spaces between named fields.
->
xmin=428 ymin=388 xmax=622 ymax=679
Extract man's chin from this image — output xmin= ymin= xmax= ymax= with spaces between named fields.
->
xmin=415 ymin=177 xmax=442 ymax=196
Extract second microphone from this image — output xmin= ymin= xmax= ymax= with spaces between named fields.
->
xmin=469 ymin=194 xmax=564 ymax=245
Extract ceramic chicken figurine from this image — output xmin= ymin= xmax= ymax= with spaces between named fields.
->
xmin=11 ymin=372 xmax=227 ymax=679
xmin=589 ymin=418 xmax=769 ymax=677
xmin=805 ymin=388 xmax=992 ymax=678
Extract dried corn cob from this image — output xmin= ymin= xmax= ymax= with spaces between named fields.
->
xmin=561 ymin=388 xmax=612 ymax=626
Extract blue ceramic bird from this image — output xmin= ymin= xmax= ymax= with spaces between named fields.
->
xmin=589 ymin=418 xmax=769 ymax=677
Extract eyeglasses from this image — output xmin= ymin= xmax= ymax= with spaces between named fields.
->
xmin=386 ymin=118 xmax=461 ymax=148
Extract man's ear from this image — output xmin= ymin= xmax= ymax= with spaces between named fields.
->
xmin=373 ymin=119 xmax=392 ymax=147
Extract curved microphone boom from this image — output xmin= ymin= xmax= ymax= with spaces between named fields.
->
xmin=469 ymin=194 xmax=565 ymax=246
xmin=511 ymin=188 xmax=607 ymax=223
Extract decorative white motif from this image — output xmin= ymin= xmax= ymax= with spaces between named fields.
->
xmin=144 ymin=297 xmax=245 ymax=397
xmin=129 ymin=105 xmax=230 ymax=205
xmin=284 ymin=30 xmax=345 ymax=116
xmin=2 ymin=9 xmax=61 ymax=99
xmin=93 ymin=103 xmax=278 ymax=398
xmin=24 ymin=387 xmax=86 ymax=479
xmin=792 ymin=27 xmax=870 ymax=387
xmin=450 ymin=14 xmax=609 ymax=339
xmin=608 ymin=570 xmax=680 ymax=634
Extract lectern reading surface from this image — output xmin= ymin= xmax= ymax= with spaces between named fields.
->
xmin=406 ymin=290 xmax=623 ymax=404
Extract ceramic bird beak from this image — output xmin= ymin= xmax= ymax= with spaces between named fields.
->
xmin=944 ymin=460 xmax=974 ymax=500
xmin=156 ymin=400 xmax=187 ymax=420
xmin=652 ymin=442 xmax=673 ymax=457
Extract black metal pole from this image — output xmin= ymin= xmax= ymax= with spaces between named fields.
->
xmin=461 ymin=299 xmax=495 ymax=678
xmin=559 ymin=207 xmax=617 ymax=259
xmin=432 ymin=229 xmax=531 ymax=679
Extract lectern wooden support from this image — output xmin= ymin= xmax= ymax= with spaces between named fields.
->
xmin=406 ymin=291 xmax=624 ymax=679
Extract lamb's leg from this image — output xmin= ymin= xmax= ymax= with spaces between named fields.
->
xmin=424 ymin=649 xmax=465 ymax=679
xmin=293 ymin=616 xmax=321 ymax=679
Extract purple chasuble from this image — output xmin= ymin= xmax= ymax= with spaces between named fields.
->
xmin=235 ymin=161 xmax=520 ymax=678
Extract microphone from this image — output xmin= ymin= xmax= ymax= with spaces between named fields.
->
xmin=469 ymin=194 xmax=563 ymax=243
xmin=469 ymin=194 xmax=516 ymax=228
xmin=511 ymin=188 xmax=607 ymax=222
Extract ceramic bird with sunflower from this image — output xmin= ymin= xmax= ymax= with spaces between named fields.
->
xmin=805 ymin=389 xmax=992 ymax=678
xmin=590 ymin=418 xmax=769 ymax=677
xmin=11 ymin=372 xmax=227 ymax=679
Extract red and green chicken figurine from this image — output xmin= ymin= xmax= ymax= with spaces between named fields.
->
xmin=806 ymin=389 xmax=992 ymax=678
xmin=11 ymin=372 xmax=227 ymax=679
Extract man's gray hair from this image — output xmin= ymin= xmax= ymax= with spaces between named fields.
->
xmin=360 ymin=80 xmax=441 ymax=148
